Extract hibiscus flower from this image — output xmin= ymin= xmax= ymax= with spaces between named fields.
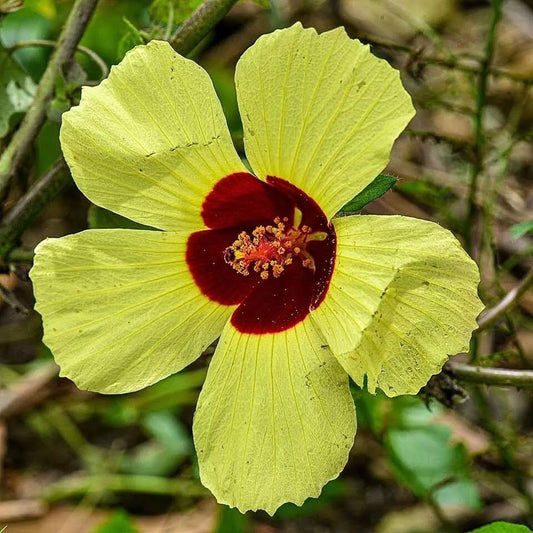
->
xmin=30 ymin=23 xmax=483 ymax=514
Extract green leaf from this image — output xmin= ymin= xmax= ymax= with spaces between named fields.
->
xmin=150 ymin=0 xmax=203 ymax=25
xmin=0 ymin=47 xmax=36 ymax=139
xmin=92 ymin=511 xmax=139 ymax=533
xmin=117 ymin=18 xmax=145 ymax=61
xmin=469 ymin=522 xmax=532 ymax=533
xmin=120 ymin=441 xmax=184 ymax=476
xmin=337 ymin=174 xmax=397 ymax=213
xmin=434 ymin=479 xmax=481 ymax=509
xmin=510 ymin=220 xmax=533 ymax=239
xmin=142 ymin=411 xmax=191 ymax=456
xmin=386 ymin=425 xmax=480 ymax=509
xmin=88 ymin=205 xmax=156 ymax=231
xmin=274 ymin=479 xmax=347 ymax=519
xmin=215 ymin=505 xmax=250 ymax=533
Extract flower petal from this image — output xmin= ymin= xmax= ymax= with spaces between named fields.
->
xmin=30 ymin=229 xmax=232 ymax=394
xmin=311 ymin=215 xmax=484 ymax=396
xmin=235 ymin=23 xmax=414 ymax=219
xmin=61 ymin=40 xmax=245 ymax=232
xmin=193 ymin=318 xmax=356 ymax=514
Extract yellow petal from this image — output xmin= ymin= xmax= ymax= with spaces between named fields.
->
xmin=193 ymin=318 xmax=356 ymax=514
xmin=61 ymin=41 xmax=245 ymax=232
xmin=312 ymin=215 xmax=484 ymax=396
xmin=31 ymin=229 xmax=232 ymax=393
xmin=235 ymin=23 xmax=414 ymax=219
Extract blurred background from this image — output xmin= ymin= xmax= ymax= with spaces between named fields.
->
xmin=0 ymin=0 xmax=532 ymax=531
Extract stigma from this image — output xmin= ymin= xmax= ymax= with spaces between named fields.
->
xmin=223 ymin=209 xmax=327 ymax=280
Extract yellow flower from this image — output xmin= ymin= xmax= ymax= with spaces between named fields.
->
xmin=30 ymin=24 xmax=483 ymax=514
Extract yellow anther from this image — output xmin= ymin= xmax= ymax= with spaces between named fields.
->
xmin=223 ymin=207 xmax=324 ymax=279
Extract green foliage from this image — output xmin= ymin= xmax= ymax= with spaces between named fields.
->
xmin=387 ymin=426 xmax=480 ymax=508
xmin=119 ymin=411 xmax=192 ymax=477
xmin=469 ymin=522 xmax=532 ymax=533
xmin=274 ymin=479 xmax=346 ymax=519
xmin=510 ymin=220 xmax=533 ymax=239
xmin=0 ymin=47 xmax=36 ymax=138
xmin=92 ymin=511 xmax=139 ymax=533
xmin=88 ymin=205 xmax=155 ymax=231
xmin=215 ymin=505 xmax=250 ymax=533
xmin=338 ymin=174 xmax=397 ymax=213
xmin=397 ymin=180 xmax=454 ymax=211
xmin=353 ymin=388 xmax=481 ymax=510
xmin=117 ymin=17 xmax=146 ymax=61
xmin=150 ymin=0 xmax=203 ymax=25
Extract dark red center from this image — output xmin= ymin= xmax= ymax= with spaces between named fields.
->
xmin=186 ymin=173 xmax=336 ymax=334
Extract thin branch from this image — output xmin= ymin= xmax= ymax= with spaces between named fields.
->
xmin=477 ymin=268 xmax=533 ymax=330
xmin=0 ymin=0 xmax=98 ymax=200
xmin=0 ymin=158 xmax=69 ymax=259
xmin=0 ymin=282 xmax=29 ymax=315
xmin=7 ymin=39 xmax=109 ymax=80
xmin=0 ymin=362 xmax=58 ymax=418
xmin=446 ymin=362 xmax=533 ymax=388
xmin=42 ymin=474 xmax=208 ymax=502
xmin=358 ymin=34 xmax=533 ymax=85
xmin=170 ymin=0 xmax=239 ymax=55
xmin=406 ymin=129 xmax=476 ymax=156
xmin=465 ymin=0 xmax=503 ymax=253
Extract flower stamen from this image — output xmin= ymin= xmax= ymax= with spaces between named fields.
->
xmin=224 ymin=209 xmax=327 ymax=279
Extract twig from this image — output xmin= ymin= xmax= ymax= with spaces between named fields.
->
xmin=0 ymin=158 xmax=69 ymax=259
xmin=0 ymin=500 xmax=47 ymax=522
xmin=7 ymin=39 xmax=109 ymax=80
xmin=469 ymin=386 xmax=533 ymax=517
xmin=170 ymin=0 xmax=239 ymax=55
xmin=477 ymin=268 xmax=533 ymax=330
xmin=446 ymin=362 xmax=533 ymax=388
xmin=465 ymin=0 xmax=503 ymax=253
xmin=42 ymin=474 xmax=208 ymax=502
xmin=163 ymin=1 xmax=175 ymax=42
xmin=0 ymin=0 xmax=98 ymax=200
xmin=0 ymin=282 xmax=29 ymax=315
xmin=406 ymin=129 xmax=476 ymax=156
xmin=0 ymin=362 xmax=59 ymax=418
xmin=358 ymin=33 xmax=533 ymax=85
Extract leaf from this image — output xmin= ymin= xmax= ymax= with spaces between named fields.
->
xmin=88 ymin=205 xmax=156 ymax=231
xmin=469 ymin=522 xmax=532 ymax=533
xmin=149 ymin=0 xmax=203 ymax=25
xmin=120 ymin=441 xmax=184 ymax=476
xmin=274 ymin=479 xmax=347 ymax=519
xmin=0 ymin=47 xmax=36 ymax=139
xmin=433 ymin=479 xmax=481 ymax=509
xmin=92 ymin=511 xmax=139 ymax=533
xmin=510 ymin=220 xmax=533 ymax=239
xmin=117 ymin=18 xmax=145 ymax=61
xmin=142 ymin=411 xmax=191 ymax=456
xmin=215 ymin=505 xmax=250 ymax=533
xmin=386 ymin=425 xmax=480 ymax=509
xmin=337 ymin=174 xmax=397 ymax=213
